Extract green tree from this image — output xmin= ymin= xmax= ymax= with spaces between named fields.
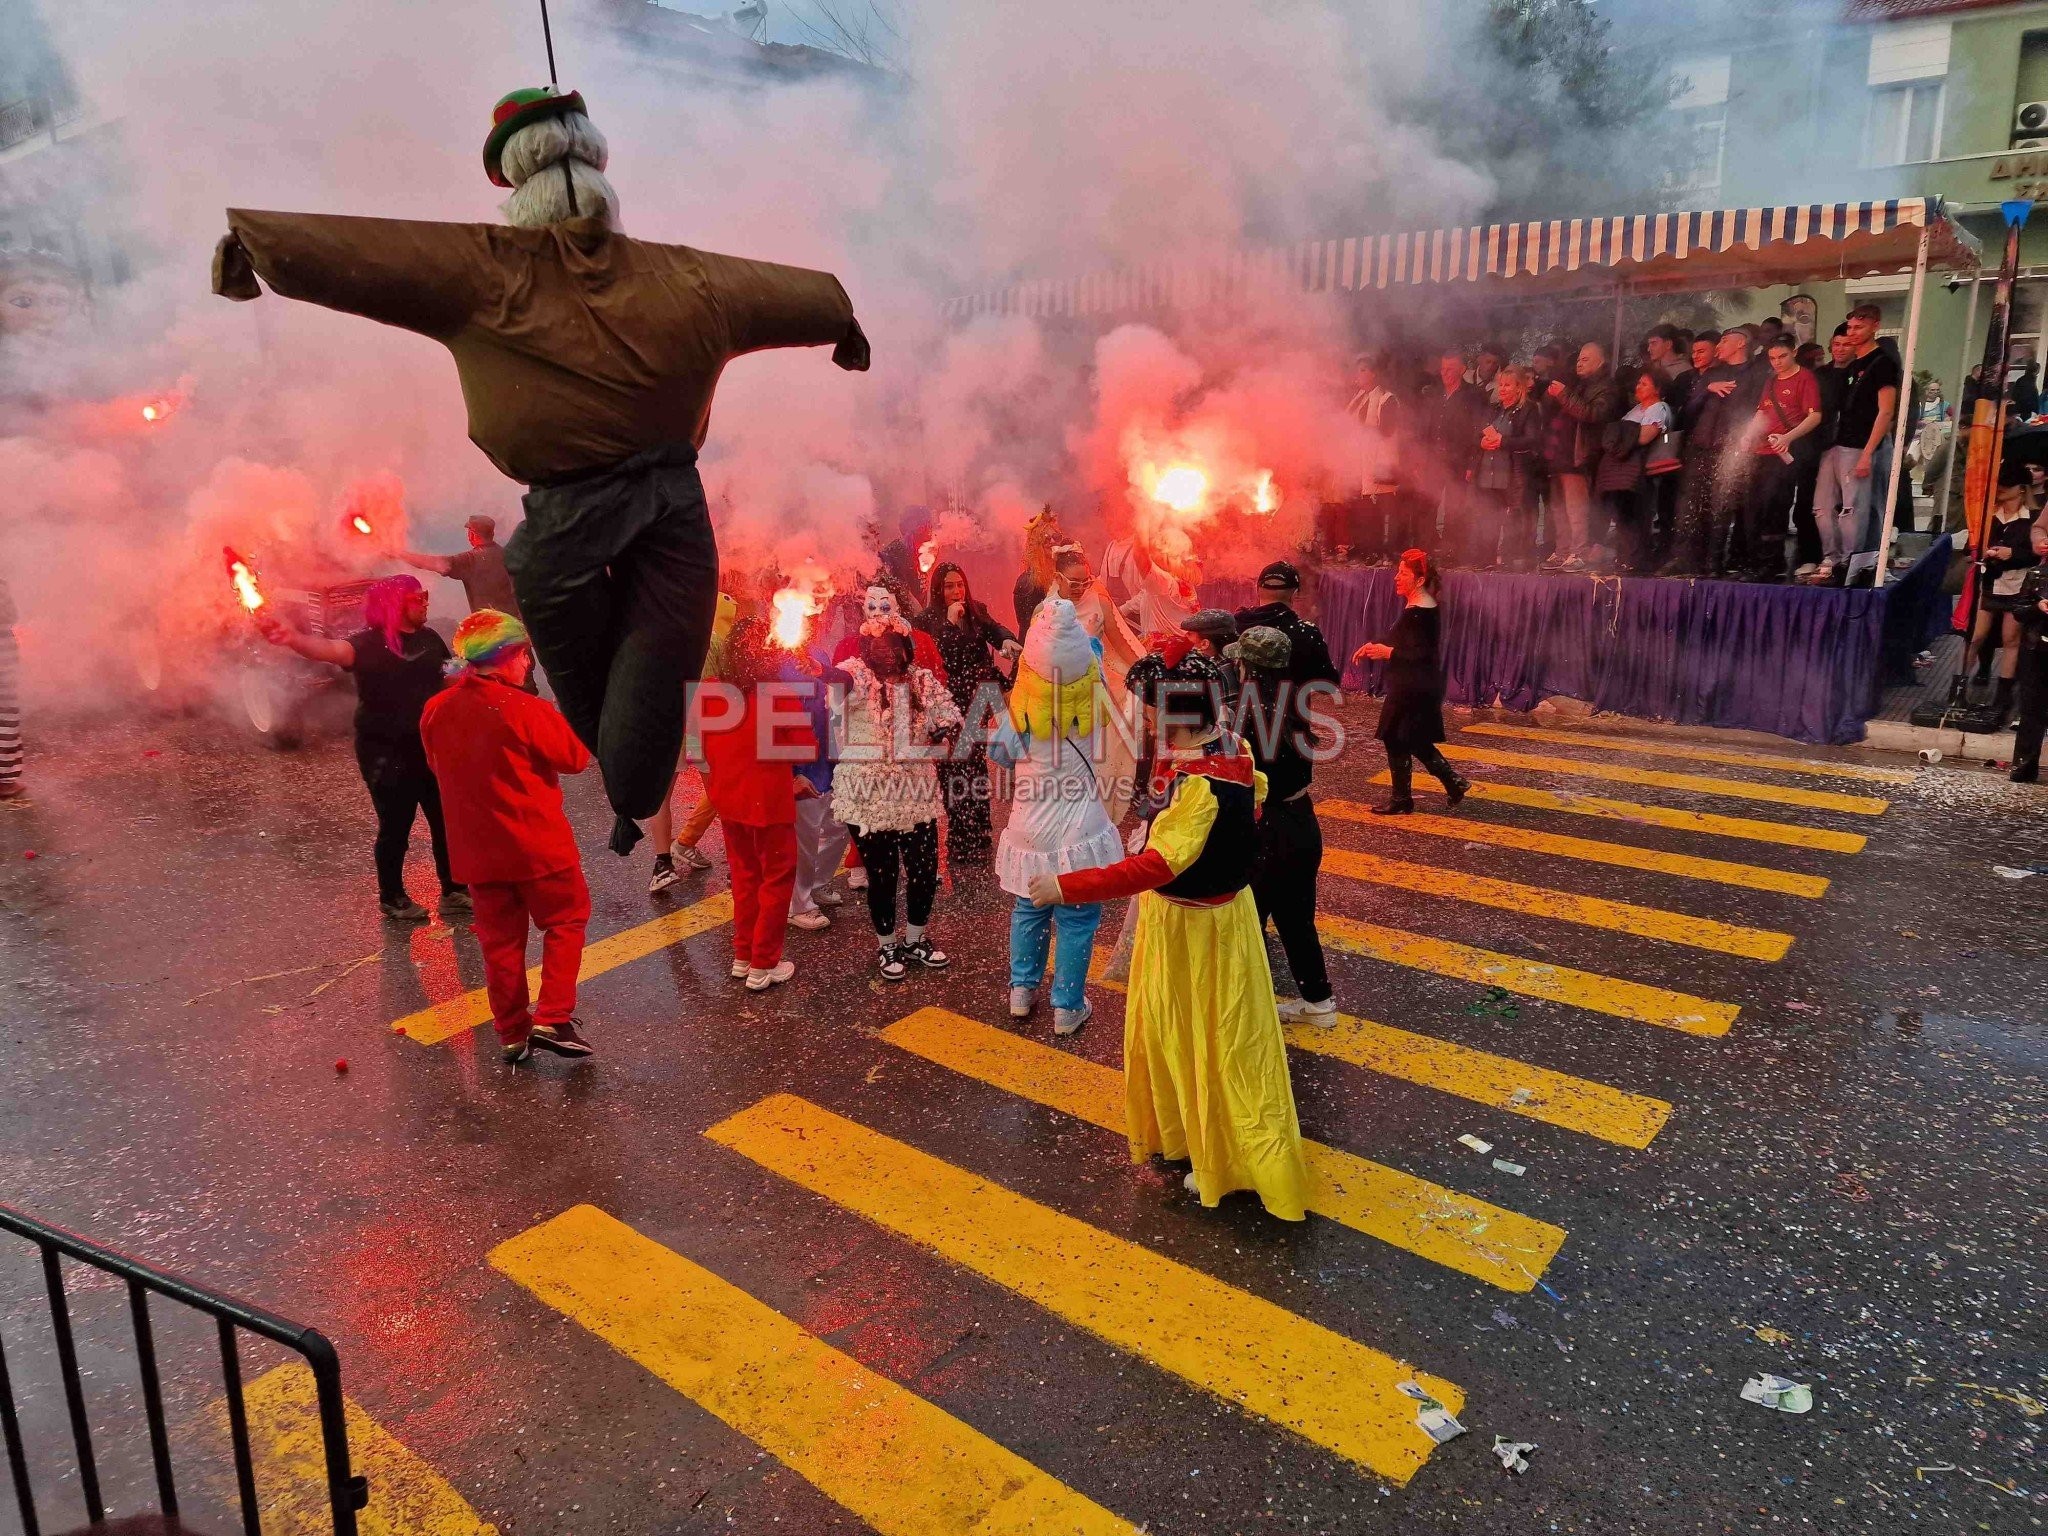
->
xmin=1418 ymin=0 xmax=1689 ymax=222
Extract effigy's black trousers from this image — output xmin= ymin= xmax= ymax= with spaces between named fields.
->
xmin=508 ymin=445 xmax=719 ymax=855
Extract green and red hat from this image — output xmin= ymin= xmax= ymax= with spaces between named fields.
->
xmin=484 ymin=86 xmax=586 ymax=188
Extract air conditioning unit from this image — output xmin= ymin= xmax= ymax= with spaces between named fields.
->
xmin=2014 ymin=100 xmax=2048 ymax=141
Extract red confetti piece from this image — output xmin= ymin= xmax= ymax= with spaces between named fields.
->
xmin=334 ymin=1059 xmax=349 ymax=1074
xmin=391 ymin=1024 xmax=408 ymax=1036
xmin=22 ymin=851 xmax=36 ymax=861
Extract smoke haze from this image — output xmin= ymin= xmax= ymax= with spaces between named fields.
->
xmin=2 ymin=0 xmax=1600 ymax=713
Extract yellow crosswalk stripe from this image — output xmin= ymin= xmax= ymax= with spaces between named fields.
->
xmin=391 ymin=892 xmax=733 ymax=1045
xmin=880 ymin=1008 xmax=1565 ymax=1291
xmin=222 ymin=1363 xmax=498 ymax=1534
xmin=492 ymin=1206 xmax=1139 ymax=1536
xmin=1321 ymin=798 xmax=1829 ymax=897
xmin=1462 ymin=722 xmax=1917 ymax=784
xmin=1375 ymin=775 xmax=1868 ymax=853
xmin=1435 ymin=744 xmax=1890 ymax=816
xmin=1322 ymin=846 xmax=1793 ymax=960
xmin=705 ymin=1094 xmax=1464 ymax=1485
xmin=1318 ymin=914 xmax=1739 ymax=1036
xmin=1284 ymin=1011 xmax=1673 ymax=1150
xmin=1080 ymin=969 xmax=1671 ymax=1148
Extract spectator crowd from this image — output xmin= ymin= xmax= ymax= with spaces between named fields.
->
xmin=1327 ymin=305 xmax=1910 ymax=585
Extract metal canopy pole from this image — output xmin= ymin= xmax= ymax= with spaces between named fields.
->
xmin=1874 ymin=227 xmax=1931 ymax=588
xmin=1932 ymin=275 xmax=1983 ymax=533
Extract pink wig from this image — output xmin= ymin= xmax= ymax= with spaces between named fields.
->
xmin=362 ymin=575 xmax=424 ymax=654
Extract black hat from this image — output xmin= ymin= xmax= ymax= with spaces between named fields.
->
xmin=1256 ymin=560 xmax=1302 ymax=591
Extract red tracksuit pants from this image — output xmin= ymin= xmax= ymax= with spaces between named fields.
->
xmin=469 ymin=864 xmax=591 ymax=1043
xmin=725 ymin=821 xmax=798 ymax=970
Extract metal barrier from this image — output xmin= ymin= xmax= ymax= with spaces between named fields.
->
xmin=0 ymin=1202 xmax=368 ymax=1535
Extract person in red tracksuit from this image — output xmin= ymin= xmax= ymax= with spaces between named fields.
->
xmin=699 ymin=616 xmax=818 ymax=991
xmin=419 ymin=610 xmax=596 ymax=1065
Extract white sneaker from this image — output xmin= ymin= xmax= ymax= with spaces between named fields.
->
xmin=1183 ymin=1170 xmax=1202 ymax=1196
xmin=789 ymin=909 xmax=831 ymax=931
xmin=729 ymin=959 xmax=752 ymax=979
xmin=1793 ymin=562 xmax=1819 ymax=578
xmin=1812 ymin=559 xmax=1835 ymax=581
xmin=847 ymin=867 xmax=869 ymax=891
xmin=1009 ymin=986 xmax=1036 ymax=1019
xmin=815 ymin=888 xmax=845 ymax=908
xmin=673 ymin=843 xmax=713 ymax=872
xmin=745 ymin=960 xmax=796 ymax=991
xmin=1276 ymin=996 xmax=1339 ymax=1026
xmin=1053 ymin=1001 xmax=1092 ymax=1037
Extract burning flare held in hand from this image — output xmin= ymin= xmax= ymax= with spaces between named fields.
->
xmin=769 ymin=581 xmax=829 ymax=650
xmin=351 ymin=515 xmax=374 ymax=536
xmin=223 ymin=547 xmax=265 ymax=612
xmin=1149 ymin=464 xmax=1209 ymax=515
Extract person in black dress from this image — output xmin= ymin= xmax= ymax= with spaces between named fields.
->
xmin=256 ymin=574 xmax=470 ymax=921
xmin=1964 ymin=463 xmax=2039 ymax=725
xmin=1352 ymin=548 xmax=1472 ymax=814
xmin=917 ymin=562 xmax=1021 ymax=863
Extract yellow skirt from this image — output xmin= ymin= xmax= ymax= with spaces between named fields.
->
xmin=1123 ymin=886 xmax=1310 ymax=1221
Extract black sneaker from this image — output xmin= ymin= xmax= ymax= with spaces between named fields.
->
xmin=876 ymin=946 xmax=908 ymax=982
xmin=901 ymin=937 xmax=950 ymax=970
xmin=1443 ymin=776 xmax=1471 ymax=810
xmin=380 ymin=896 xmax=431 ymax=923
xmin=530 ymin=1019 xmax=595 ymax=1058
xmin=648 ymin=854 xmax=679 ymax=894
xmin=440 ymin=888 xmax=473 ymax=918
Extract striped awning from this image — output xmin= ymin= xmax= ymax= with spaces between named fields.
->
xmin=941 ymin=196 xmax=1983 ymax=323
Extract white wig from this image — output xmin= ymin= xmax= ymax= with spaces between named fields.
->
xmin=498 ymin=112 xmax=621 ymax=230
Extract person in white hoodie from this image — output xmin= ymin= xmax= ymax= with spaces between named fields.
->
xmin=991 ymin=598 xmax=1127 ymax=1037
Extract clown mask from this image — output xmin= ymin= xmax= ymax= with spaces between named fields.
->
xmin=860 ymin=584 xmax=910 ymax=636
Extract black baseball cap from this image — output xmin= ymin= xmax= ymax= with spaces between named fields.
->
xmin=1256 ymin=560 xmax=1302 ymax=591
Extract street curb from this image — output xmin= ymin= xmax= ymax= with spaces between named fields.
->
xmin=1445 ymin=699 xmax=2017 ymax=765
xmin=1859 ymin=717 xmax=2016 ymax=764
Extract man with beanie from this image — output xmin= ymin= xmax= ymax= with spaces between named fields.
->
xmin=1234 ymin=563 xmax=1342 ymax=1022
xmin=420 ymin=609 xmax=596 ymax=1064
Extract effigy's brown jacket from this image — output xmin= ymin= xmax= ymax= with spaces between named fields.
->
xmin=215 ymin=209 xmax=867 ymax=484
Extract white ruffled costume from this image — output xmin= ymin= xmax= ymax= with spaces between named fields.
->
xmin=992 ymin=597 xmax=1126 ymax=899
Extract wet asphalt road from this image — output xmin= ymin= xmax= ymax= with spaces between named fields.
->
xmin=0 ymin=697 xmax=2041 ymax=1536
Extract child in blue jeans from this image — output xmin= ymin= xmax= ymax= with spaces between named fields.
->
xmin=991 ymin=597 xmax=1125 ymax=1037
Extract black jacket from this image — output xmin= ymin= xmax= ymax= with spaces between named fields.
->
xmin=1543 ymin=373 xmax=1621 ymax=473
xmin=1683 ymin=361 xmax=1768 ymax=454
xmin=1413 ymin=381 xmax=1489 ymax=483
xmin=1231 ymin=601 xmax=1342 ymax=800
xmin=1474 ymin=398 xmax=1546 ymax=506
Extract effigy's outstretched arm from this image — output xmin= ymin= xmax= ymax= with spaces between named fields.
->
xmin=695 ymin=248 xmax=868 ymax=371
xmin=212 ymin=209 xmax=490 ymax=340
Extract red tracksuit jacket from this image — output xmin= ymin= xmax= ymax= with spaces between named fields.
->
xmin=699 ymin=684 xmax=817 ymax=827
xmin=419 ymin=672 xmax=592 ymax=884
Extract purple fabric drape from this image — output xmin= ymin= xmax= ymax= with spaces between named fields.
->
xmin=1202 ymin=564 xmax=1915 ymax=745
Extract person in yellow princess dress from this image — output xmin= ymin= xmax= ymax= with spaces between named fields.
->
xmin=1027 ymin=637 xmax=1310 ymax=1220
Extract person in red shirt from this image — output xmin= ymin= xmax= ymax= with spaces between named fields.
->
xmin=699 ymin=617 xmax=819 ymax=990
xmin=419 ymin=610 xmax=596 ymax=1064
xmin=1743 ymin=337 xmax=1824 ymax=581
